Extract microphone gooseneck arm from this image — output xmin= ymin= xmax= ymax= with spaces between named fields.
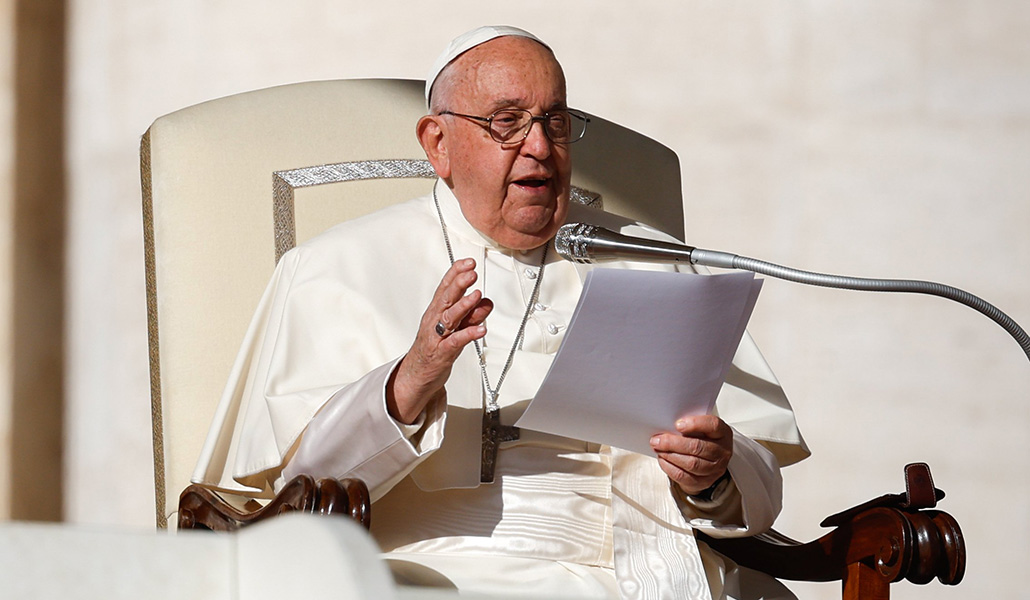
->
xmin=555 ymin=223 xmax=1030 ymax=362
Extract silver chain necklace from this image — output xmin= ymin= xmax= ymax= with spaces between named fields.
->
xmin=432 ymin=186 xmax=547 ymax=413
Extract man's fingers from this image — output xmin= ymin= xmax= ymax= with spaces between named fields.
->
xmin=650 ymin=427 xmax=732 ymax=495
xmin=652 ymin=444 xmax=723 ymax=477
xmin=434 ymin=258 xmax=476 ymax=293
xmin=654 ymin=449 xmax=728 ymax=495
xmin=674 ymin=414 xmax=731 ymax=438
xmin=656 ymin=457 xmax=709 ymax=492
xmin=437 ymin=289 xmax=483 ymax=333
xmin=436 ymin=293 xmax=492 ymax=341
xmin=649 ymin=432 xmax=727 ymax=462
xmin=654 ymin=450 xmax=712 ymax=474
xmin=433 ymin=258 xmax=478 ymax=312
xmin=438 ymin=322 xmax=487 ymax=350
xmin=463 ymin=297 xmax=494 ymax=327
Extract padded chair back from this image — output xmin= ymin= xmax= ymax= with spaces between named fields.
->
xmin=141 ymin=78 xmax=683 ymax=528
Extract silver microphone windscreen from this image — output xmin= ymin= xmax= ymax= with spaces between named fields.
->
xmin=554 ymin=223 xmax=697 ymax=264
xmin=553 ymin=223 xmax=599 ymax=263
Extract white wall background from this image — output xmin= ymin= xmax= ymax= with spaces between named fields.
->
xmin=65 ymin=2 xmax=1029 ymax=598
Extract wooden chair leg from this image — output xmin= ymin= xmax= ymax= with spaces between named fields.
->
xmin=843 ymin=561 xmax=890 ymax=600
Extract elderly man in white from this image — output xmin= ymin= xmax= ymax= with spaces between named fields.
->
xmin=193 ymin=25 xmax=809 ymax=600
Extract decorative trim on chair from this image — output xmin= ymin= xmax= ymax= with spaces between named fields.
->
xmin=140 ymin=128 xmax=168 ymax=530
xmin=272 ymin=159 xmax=602 ymax=262
xmin=571 ymin=186 xmax=602 ymax=210
xmin=273 ymin=159 xmax=436 ymax=263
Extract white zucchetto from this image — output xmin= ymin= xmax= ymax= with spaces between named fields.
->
xmin=425 ymin=25 xmax=551 ymax=106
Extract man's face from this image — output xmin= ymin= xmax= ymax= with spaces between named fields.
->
xmin=431 ymin=37 xmax=572 ymax=251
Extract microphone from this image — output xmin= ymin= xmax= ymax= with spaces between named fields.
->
xmin=554 ymin=223 xmax=699 ymax=264
xmin=554 ymin=222 xmax=1030 ymax=361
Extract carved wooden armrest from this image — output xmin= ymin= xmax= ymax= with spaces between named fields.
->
xmin=696 ymin=463 xmax=965 ymax=599
xmin=178 ymin=475 xmax=371 ymax=532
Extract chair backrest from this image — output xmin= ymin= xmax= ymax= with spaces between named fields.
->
xmin=141 ymin=78 xmax=684 ymax=528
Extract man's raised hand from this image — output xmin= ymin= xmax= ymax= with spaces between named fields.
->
xmin=386 ymin=258 xmax=493 ymax=424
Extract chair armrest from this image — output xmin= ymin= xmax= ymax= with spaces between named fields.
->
xmin=696 ymin=463 xmax=965 ymax=598
xmin=697 ymin=507 xmax=964 ymax=583
xmin=178 ymin=475 xmax=371 ymax=532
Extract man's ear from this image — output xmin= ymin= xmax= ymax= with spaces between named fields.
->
xmin=416 ymin=115 xmax=450 ymax=179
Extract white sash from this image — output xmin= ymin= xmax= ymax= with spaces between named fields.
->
xmin=609 ymin=447 xmax=712 ymax=600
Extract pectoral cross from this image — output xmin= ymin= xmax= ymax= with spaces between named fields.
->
xmin=481 ymin=407 xmax=520 ymax=483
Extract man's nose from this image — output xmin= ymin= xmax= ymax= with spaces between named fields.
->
xmin=519 ymin=119 xmax=553 ymax=158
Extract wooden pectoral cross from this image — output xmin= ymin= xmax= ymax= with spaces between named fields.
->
xmin=481 ymin=408 xmax=520 ymax=483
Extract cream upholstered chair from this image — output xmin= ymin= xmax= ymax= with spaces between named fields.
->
xmin=141 ymin=79 xmax=963 ymax=598
xmin=140 ymin=78 xmax=685 ymax=530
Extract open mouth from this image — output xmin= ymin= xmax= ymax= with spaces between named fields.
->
xmin=515 ymin=178 xmax=548 ymax=188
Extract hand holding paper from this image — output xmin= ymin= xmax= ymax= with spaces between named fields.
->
xmin=650 ymin=414 xmax=734 ymax=495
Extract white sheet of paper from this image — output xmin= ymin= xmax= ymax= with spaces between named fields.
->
xmin=516 ymin=269 xmax=762 ymax=455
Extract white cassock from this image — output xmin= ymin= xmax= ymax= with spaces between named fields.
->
xmin=193 ymin=180 xmax=810 ymax=599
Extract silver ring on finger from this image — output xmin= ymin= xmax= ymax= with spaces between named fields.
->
xmin=435 ymin=321 xmax=449 ymax=337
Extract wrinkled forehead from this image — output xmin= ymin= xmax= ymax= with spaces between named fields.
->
xmin=443 ymin=37 xmax=567 ymax=110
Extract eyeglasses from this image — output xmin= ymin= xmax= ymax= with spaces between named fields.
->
xmin=439 ymin=108 xmax=589 ymax=145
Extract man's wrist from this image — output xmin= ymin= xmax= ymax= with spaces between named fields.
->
xmin=688 ymin=469 xmax=732 ymax=502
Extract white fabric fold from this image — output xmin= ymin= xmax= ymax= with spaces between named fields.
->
xmin=282 ymin=358 xmax=448 ymax=501
xmin=610 ymin=447 xmax=711 ymax=600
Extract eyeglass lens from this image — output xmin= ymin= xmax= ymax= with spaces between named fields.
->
xmin=490 ymin=110 xmax=587 ymax=144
